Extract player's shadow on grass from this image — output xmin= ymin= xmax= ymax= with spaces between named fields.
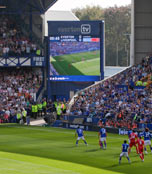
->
xmin=114 ymin=153 xmax=139 ymax=158
xmin=113 ymin=154 xmax=121 ymax=158
xmin=63 ymin=145 xmax=77 ymax=148
xmin=113 ymin=154 xmax=140 ymax=162
xmin=129 ymin=154 xmax=139 ymax=157
xmin=107 ymin=160 xmax=139 ymax=168
xmin=85 ymin=149 xmax=100 ymax=152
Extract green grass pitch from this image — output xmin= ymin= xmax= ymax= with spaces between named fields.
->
xmin=51 ymin=51 xmax=100 ymax=75
xmin=0 ymin=125 xmax=152 ymax=174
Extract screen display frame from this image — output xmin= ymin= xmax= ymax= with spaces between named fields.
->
xmin=47 ymin=21 xmax=104 ymax=82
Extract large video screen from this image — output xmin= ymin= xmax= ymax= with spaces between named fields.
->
xmin=49 ymin=36 xmax=100 ymax=76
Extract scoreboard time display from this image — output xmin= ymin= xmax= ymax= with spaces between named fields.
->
xmin=50 ymin=36 xmax=100 ymax=42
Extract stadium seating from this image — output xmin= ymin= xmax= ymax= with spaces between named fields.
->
xmin=69 ymin=56 xmax=152 ymax=129
xmin=0 ymin=14 xmax=44 ymax=123
xmin=0 ymin=67 xmax=42 ymax=123
xmin=0 ymin=15 xmax=39 ymax=57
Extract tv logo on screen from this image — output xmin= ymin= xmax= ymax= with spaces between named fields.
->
xmin=81 ymin=24 xmax=91 ymax=34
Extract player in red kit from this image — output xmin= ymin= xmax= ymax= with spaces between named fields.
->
xmin=136 ymin=136 xmax=145 ymax=162
xmin=128 ymin=130 xmax=138 ymax=154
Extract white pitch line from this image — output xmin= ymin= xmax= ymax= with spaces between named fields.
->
xmin=0 ymin=157 xmax=80 ymax=174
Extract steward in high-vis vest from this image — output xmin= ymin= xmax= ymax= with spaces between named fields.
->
xmin=16 ymin=110 xmax=21 ymax=123
xmin=54 ymin=101 xmax=58 ymax=112
xmin=42 ymin=99 xmax=47 ymax=115
xmin=36 ymin=48 xmax=41 ymax=56
xmin=136 ymin=80 xmax=142 ymax=86
xmin=31 ymin=104 xmax=35 ymax=118
xmin=54 ymin=101 xmax=57 ymax=108
xmin=34 ymin=103 xmax=38 ymax=119
xmin=143 ymin=81 xmax=148 ymax=86
xmin=38 ymin=102 xmax=43 ymax=117
xmin=56 ymin=103 xmax=62 ymax=120
xmin=22 ymin=108 xmax=27 ymax=123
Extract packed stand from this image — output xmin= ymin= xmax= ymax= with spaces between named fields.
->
xmin=69 ymin=56 xmax=152 ymax=129
xmin=0 ymin=67 xmax=43 ymax=124
xmin=0 ymin=15 xmax=40 ymax=57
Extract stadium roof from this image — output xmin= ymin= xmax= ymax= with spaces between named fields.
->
xmin=104 ymin=66 xmax=128 ymax=78
xmin=0 ymin=0 xmax=58 ymax=14
xmin=44 ymin=10 xmax=79 ymax=36
xmin=46 ymin=10 xmax=79 ymax=21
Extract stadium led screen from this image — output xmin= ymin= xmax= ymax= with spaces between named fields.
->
xmin=50 ymin=36 xmax=100 ymax=75
xmin=48 ymin=21 xmax=104 ymax=81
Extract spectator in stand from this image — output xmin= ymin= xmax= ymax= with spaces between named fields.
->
xmin=0 ymin=67 xmax=43 ymax=123
xmin=69 ymin=56 xmax=152 ymax=129
xmin=0 ymin=15 xmax=41 ymax=57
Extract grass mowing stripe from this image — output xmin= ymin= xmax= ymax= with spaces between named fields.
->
xmin=0 ymin=151 xmax=122 ymax=174
xmin=72 ymin=57 xmax=99 ymax=64
xmin=0 ymin=156 xmax=79 ymax=173
xmin=72 ymin=58 xmax=100 ymax=75
xmin=14 ymin=126 xmax=125 ymax=140
xmin=0 ymin=152 xmax=80 ymax=174
xmin=52 ymin=61 xmax=68 ymax=75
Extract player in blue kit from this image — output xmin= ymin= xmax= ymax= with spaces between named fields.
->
xmin=98 ymin=126 xmax=107 ymax=149
xmin=119 ymin=140 xmax=131 ymax=164
xmin=128 ymin=129 xmax=132 ymax=143
xmin=75 ymin=126 xmax=88 ymax=146
xmin=141 ymin=128 xmax=152 ymax=154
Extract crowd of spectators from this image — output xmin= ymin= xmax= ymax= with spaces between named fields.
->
xmin=69 ymin=56 xmax=152 ymax=129
xmin=0 ymin=67 xmax=42 ymax=123
xmin=0 ymin=15 xmax=39 ymax=57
